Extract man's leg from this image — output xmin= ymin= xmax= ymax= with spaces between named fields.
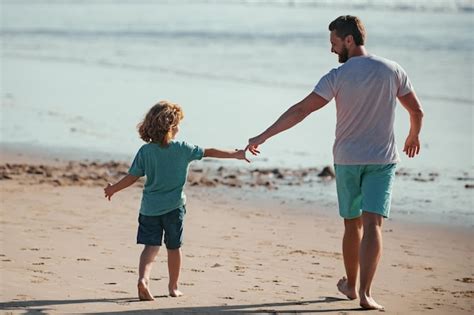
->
xmin=138 ymin=245 xmax=160 ymax=301
xmin=359 ymin=211 xmax=384 ymax=310
xmin=338 ymin=217 xmax=363 ymax=300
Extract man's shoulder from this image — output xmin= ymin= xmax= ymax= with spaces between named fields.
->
xmin=366 ymin=55 xmax=401 ymax=69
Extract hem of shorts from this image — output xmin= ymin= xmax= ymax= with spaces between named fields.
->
xmin=339 ymin=212 xmax=362 ymax=220
xmin=361 ymin=208 xmax=389 ymax=219
xmin=136 ymin=241 xmax=163 ymax=246
xmin=333 ymin=159 xmax=399 ymax=165
xmin=165 ymin=244 xmax=182 ymax=250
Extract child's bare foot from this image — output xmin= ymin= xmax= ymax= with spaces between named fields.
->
xmin=337 ymin=277 xmax=358 ymax=300
xmin=359 ymin=293 xmax=384 ymax=310
xmin=138 ymin=279 xmax=155 ymax=301
xmin=169 ymin=286 xmax=183 ymax=297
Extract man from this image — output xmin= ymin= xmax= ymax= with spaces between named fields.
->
xmin=246 ymin=15 xmax=424 ymax=310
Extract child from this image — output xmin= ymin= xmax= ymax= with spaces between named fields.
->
xmin=103 ymin=100 xmax=249 ymax=301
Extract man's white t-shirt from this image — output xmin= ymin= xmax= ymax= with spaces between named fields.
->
xmin=313 ymin=54 xmax=414 ymax=165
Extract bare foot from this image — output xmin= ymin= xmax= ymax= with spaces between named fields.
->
xmin=337 ymin=277 xmax=358 ymax=300
xmin=360 ymin=294 xmax=384 ymax=310
xmin=138 ymin=280 xmax=155 ymax=301
xmin=169 ymin=287 xmax=183 ymax=297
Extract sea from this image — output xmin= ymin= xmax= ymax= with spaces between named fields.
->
xmin=1 ymin=0 xmax=473 ymax=226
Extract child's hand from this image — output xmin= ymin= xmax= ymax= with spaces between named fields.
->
xmin=104 ymin=183 xmax=115 ymax=201
xmin=235 ymin=149 xmax=251 ymax=163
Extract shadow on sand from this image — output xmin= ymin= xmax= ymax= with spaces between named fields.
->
xmin=1 ymin=296 xmax=368 ymax=314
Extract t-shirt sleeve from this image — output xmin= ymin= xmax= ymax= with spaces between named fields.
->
xmin=313 ymin=69 xmax=337 ymax=101
xmin=396 ymin=64 xmax=414 ymax=97
xmin=128 ymin=148 xmax=145 ymax=177
xmin=182 ymin=142 xmax=204 ymax=162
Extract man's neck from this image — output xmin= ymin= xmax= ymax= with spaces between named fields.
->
xmin=349 ymin=45 xmax=368 ymax=59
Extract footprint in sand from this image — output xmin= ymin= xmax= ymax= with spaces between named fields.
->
xmin=191 ymin=268 xmax=204 ymax=273
xmin=221 ymin=296 xmax=234 ymax=300
xmin=431 ymin=287 xmax=447 ymax=294
xmin=105 ymin=282 xmax=117 ymax=285
xmin=31 ymin=275 xmax=48 ymax=283
xmin=392 ymin=263 xmax=413 ymax=270
xmin=232 ymin=266 xmax=246 ymax=273
xmin=455 ymin=277 xmax=473 ymax=283
xmin=76 ymin=258 xmax=90 ymax=261
xmin=451 ymin=290 xmax=474 ymax=298
xmin=249 ymin=285 xmax=263 ymax=291
xmin=32 ymin=262 xmax=44 ymax=265
xmin=112 ymin=290 xmax=129 ymax=294
xmin=289 ymin=250 xmax=307 ymax=255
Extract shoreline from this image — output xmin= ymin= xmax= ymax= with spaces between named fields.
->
xmin=1 ymin=142 xmax=472 ymax=229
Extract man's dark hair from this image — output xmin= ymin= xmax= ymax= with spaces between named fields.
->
xmin=329 ymin=15 xmax=366 ymax=46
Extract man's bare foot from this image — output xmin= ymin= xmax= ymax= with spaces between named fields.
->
xmin=138 ymin=280 xmax=155 ymax=301
xmin=360 ymin=294 xmax=384 ymax=310
xmin=169 ymin=287 xmax=183 ymax=297
xmin=337 ymin=277 xmax=358 ymax=300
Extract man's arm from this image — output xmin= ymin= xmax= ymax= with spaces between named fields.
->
xmin=398 ymin=91 xmax=424 ymax=158
xmin=246 ymin=92 xmax=329 ymax=155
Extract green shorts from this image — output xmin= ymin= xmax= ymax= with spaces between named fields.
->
xmin=334 ymin=164 xmax=396 ymax=219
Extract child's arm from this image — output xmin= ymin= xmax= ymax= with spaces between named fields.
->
xmin=104 ymin=174 xmax=140 ymax=201
xmin=204 ymin=148 xmax=250 ymax=163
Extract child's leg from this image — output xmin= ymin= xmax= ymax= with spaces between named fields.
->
xmin=138 ymin=245 xmax=160 ymax=301
xmin=167 ymin=248 xmax=183 ymax=297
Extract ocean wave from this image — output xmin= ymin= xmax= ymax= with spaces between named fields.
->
xmin=223 ymin=0 xmax=474 ymax=13
xmin=4 ymin=52 xmax=473 ymax=106
xmin=3 ymin=0 xmax=473 ymax=13
xmin=0 ymin=29 xmax=321 ymax=43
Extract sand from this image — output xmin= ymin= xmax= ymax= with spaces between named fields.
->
xmin=0 ymin=151 xmax=473 ymax=314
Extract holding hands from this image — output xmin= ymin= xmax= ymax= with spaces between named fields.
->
xmin=245 ymin=135 xmax=263 ymax=156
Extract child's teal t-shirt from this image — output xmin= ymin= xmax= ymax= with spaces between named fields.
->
xmin=128 ymin=141 xmax=204 ymax=216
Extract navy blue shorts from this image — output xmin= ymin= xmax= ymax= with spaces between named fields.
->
xmin=136 ymin=206 xmax=186 ymax=249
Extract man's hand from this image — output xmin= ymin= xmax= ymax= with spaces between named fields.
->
xmin=403 ymin=134 xmax=420 ymax=158
xmin=246 ymin=135 xmax=264 ymax=156
xmin=104 ymin=183 xmax=115 ymax=201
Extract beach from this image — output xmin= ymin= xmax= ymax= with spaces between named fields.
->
xmin=1 ymin=1 xmax=473 ymax=314
xmin=1 ymin=150 xmax=473 ymax=314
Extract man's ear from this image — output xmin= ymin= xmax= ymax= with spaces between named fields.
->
xmin=344 ymin=34 xmax=354 ymax=46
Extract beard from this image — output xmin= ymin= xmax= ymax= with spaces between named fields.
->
xmin=338 ymin=46 xmax=349 ymax=63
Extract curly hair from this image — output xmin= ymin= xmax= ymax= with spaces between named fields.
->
xmin=138 ymin=100 xmax=184 ymax=146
